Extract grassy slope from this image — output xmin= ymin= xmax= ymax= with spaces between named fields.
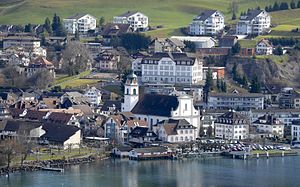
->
xmin=0 ymin=0 xmax=299 ymax=37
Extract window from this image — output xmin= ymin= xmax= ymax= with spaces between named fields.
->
xmin=185 ymin=103 xmax=188 ymax=111
xmin=126 ymin=88 xmax=129 ymax=95
xmin=133 ymin=88 xmax=137 ymax=95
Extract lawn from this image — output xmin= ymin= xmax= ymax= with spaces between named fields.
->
xmin=0 ymin=0 xmax=299 ymax=37
xmin=255 ymin=54 xmax=289 ymax=64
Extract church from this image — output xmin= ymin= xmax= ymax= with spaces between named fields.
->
xmin=121 ymin=73 xmax=201 ymax=131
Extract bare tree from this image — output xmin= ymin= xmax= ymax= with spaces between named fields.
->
xmin=62 ymin=41 xmax=92 ymax=76
xmin=228 ymin=0 xmax=239 ymax=14
xmin=27 ymin=69 xmax=54 ymax=89
xmin=0 ymin=139 xmax=19 ymax=169
xmin=2 ymin=65 xmax=26 ymax=87
xmin=16 ymin=134 xmax=35 ymax=166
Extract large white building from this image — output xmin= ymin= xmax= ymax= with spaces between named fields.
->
xmin=208 ymin=92 xmax=264 ymax=110
xmin=189 ymin=10 xmax=225 ymax=36
xmin=252 ymin=114 xmax=284 ymax=138
xmin=215 ymin=110 xmax=250 ymax=140
xmin=84 ymin=87 xmax=102 ymax=106
xmin=121 ymin=73 xmax=201 ymax=130
xmin=292 ymin=120 xmax=300 ymax=142
xmin=3 ymin=36 xmax=40 ymax=50
xmin=113 ymin=11 xmax=148 ymax=31
xmin=236 ymin=10 xmax=271 ymax=35
xmin=256 ymin=39 xmax=273 ymax=55
xmin=132 ymin=52 xmax=203 ymax=85
xmin=63 ymin=13 xmax=97 ymax=34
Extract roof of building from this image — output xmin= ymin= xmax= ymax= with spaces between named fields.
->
xmin=215 ymin=111 xmax=249 ymax=125
xmin=101 ymin=100 xmax=122 ymax=112
xmin=46 ymin=112 xmax=74 ymax=125
xmin=218 ymin=36 xmax=238 ymax=47
xmin=101 ymin=23 xmax=132 ymax=37
xmin=72 ymin=105 xmax=94 ymax=116
xmin=66 ymin=13 xmax=95 ymax=20
xmin=2 ymin=119 xmax=43 ymax=134
xmin=240 ymin=10 xmax=266 ymax=21
xmin=115 ymin=145 xmax=133 ymax=152
xmin=257 ymin=39 xmax=272 ymax=47
xmin=142 ymin=52 xmax=194 ymax=63
xmin=41 ymin=123 xmax=80 ymax=142
xmin=193 ymin=10 xmax=220 ymax=21
xmin=131 ymin=94 xmax=179 ymax=117
xmin=129 ymin=126 xmax=149 ymax=137
xmin=30 ymin=56 xmax=54 ymax=68
xmin=3 ymin=36 xmax=40 ymax=41
xmin=127 ymin=119 xmax=148 ymax=128
xmin=131 ymin=146 xmax=168 ymax=153
xmin=209 ymin=92 xmax=264 ymax=98
xmin=159 ymin=119 xmax=195 ymax=135
xmin=116 ymin=11 xmax=140 ymax=17
xmin=253 ymin=114 xmax=283 ymax=125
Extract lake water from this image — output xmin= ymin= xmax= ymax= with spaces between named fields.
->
xmin=1 ymin=157 xmax=300 ymax=187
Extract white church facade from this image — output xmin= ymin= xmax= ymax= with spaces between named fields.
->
xmin=121 ymin=73 xmax=201 ymax=132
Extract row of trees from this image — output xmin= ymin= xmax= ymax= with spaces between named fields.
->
xmin=265 ymin=1 xmax=300 ymax=12
xmin=204 ymin=68 xmax=227 ymax=93
xmin=43 ymin=14 xmax=66 ymax=37
xmin=110 ymin=33 xmax=151 ymax=52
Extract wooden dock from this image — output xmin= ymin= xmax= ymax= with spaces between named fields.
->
xmin=41 ymin=167 xmax=64 ymax=172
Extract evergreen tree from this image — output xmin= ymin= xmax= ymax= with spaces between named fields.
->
xmin=265 ymin=6 xmax=269 ymax=12
xmin=268 ymin=5 xmax=273 ymax=12
xmin=279 ymin=2 xmax=289 ymax=10
xmin=231 ymin=42 xmax=241 ymax=55
xmin=297 ymin=0 xmax=300 ymax=8
xmin=74 ymin=30 xmax=80 ymax=41
xmin=232 ymin=12 xmax=237 ymax=20
xmin=99 ymin=17 xmax=105 ymax=27
xmin=52 ymin=14 xmax=59 ymax=33
xmin=205 ymin=68 xmax=213 ymax=91
xmin=44 ymin=17 xmax=52 ymax=34
xmin=250 ymin=76 xmax=261 ymax=93
xmin=291 ymin=0 xmax=296 ymax=9
xmin=273 ymin=45 xmax=284 ymax=55
xmin=242 ymin=75 xmax=248 ymax=88
xmin=217 ymin=77 xmax=221 ymax=91
xmin=221 ymin=80 xmax=227 ymax=92
xmin=232 ymin=63 xmax=238 ymax=80
xmin=256 ymin=6 xmax=261 ymax=10
xmin=24 ymin=23 xmax=32 ymax=33
xmin=273 ymin=2 xmax=280 ymax=11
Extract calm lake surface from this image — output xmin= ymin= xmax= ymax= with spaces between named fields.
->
xmin=1 ymin=157 xmax=300 ymax=187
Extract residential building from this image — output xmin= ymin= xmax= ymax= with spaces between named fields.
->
xmin=94 ymin=50 xmax=120 ymax=71
xmin=148 ymin=38 xmax=185 ymax=53
xmin=137 ymin=52 xmax=203 ymax=85
xmin=111 ymin=145 xmax=133 ymax=157
xmin=122 ymin=74 xmax=201 ymax=131
xmin=218 ymin=36 xmax=238 ymax=48
xmin=291 ymin=120 xmax=300 ymax=141
xmin=3 ymin=36 xmax=40 ymax=49
xmin=252 ymin=114 xmax=284 ymax=138
xmin=208 ymin=92 xmax=264 ymax=110
xmin=215 ymin=110 xmax=250 ymax=140
xmin=63 ymin=13 xmax=97 ymax=34
xmin=189 ymin=10 xmax=225 ymax=36
xmin=113 ymin=11 xmax=148 ymax=31
xmin=101 ymin=23 xmax=132 ymax=43
xmin=156 ymin=119 xmax=197 ymax=142
xmin=279 ymin=89 xmax=300 ymax=109
xmin=256 ymin=39 xmax=273 ymax=55
xmin=236 ymin=10 xmax=271 ymax=35
xmin=171 ymin=36 xmax=216 ymax=49
xmin=84 ymin=87 xmax=102 ymax=106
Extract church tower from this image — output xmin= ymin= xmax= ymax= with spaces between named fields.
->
xmin=121 ymin=73 xmax=139 ymax=112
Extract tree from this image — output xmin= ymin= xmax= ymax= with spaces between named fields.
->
xmin=231 ymin=12 xmax=237 ymax=20
xmin=27 ymin=69 xmax=54 ymax=89
xmin=17 ymin=135 xmax=35 ymax=166
xmin=250 ymin=76 xmax=261 ymax=93
xmin=298 ymin=1 xmax=300 ymax=8
xmin=52 ymin=13 xmax=59 ymax=33
xmin=279 ymin=2 xmax=289 ymax=10
xmin=184 ymin=40 xmax=196 ymax=52
xmin=99 ymin=17 xmax=105 ymax=27
xmin=273 ymin=45 xmax=283 ymax=55
xmin=229 ymin=0 xmax=239 ymax=15
xmin=52 ymin=14 xmax=66 ymax=37
xmin=217 ymin=77 xmax=221 ymax=91
xmin=62 ymin=41 xmax=92 ymax=76
xmin=74 ymin=30 xmax=80 ymax=41
xmin=221 ymin=80 xmax=227 ymax=92
xmin=291 ymin=0 xmax=296 ymax=9
xmin=2 ymin=65 xmax=26 ymax=88
xmin=120 ymin=33 xmax=151 ymax=52
xmin=24 ymin=23 xmax=32 ymax=33
xmin=273 ymin=2 xmax=280 ymax=11
xmin=256 ymin=6 xmax=261 ymax=10
xmin=44 ymin=17 xmax=52 ymax=34
xmin=231 ymin=42 xmax=241 ymax=55
xmin=0 ymin=139 xmax=19 ymax=169
xmin=205 ymin=68 xmax=213 ymax=91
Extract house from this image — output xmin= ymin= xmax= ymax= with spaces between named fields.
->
xmin=256 ymin=39 xmax=273 ymax=55
xmin=189 ymin=10 xmax=225 ymax=36
xmin=236 ymin=10 xmax=271 ymax=35
xmin=60 ymin=92 xmax=90 ymax=108
xmin=113 ymin=11 xmax=148 ymax=31
xmin=46 ymin=112 xmax=80 ymax=127
xmin=94 ymin=50 xmax=120 ymax=71
xmin=214 ymin=110 xmax=250 ymax=140
xmin=156 ymin=119 xmax=197 ymax=143
xmin=171 ymin=36 xmax=216 ymax=49
xmin=136 ymin=52 xmax=203 ymax=85
xmin=202 ymin=67 xmax=225 ymax=80
xmin=218 ymin=36 xmax=238 ymax=48
xmin=279 ymin=89 xmax=300 ymax=109
xmin=121 ymin=73 xmax=201 ymax=130
xmin=100 ymin=100 xmax=122 ymax=115
xmin=291 ymin=120 xmax=300 ymax=142
xmin=252 ymin=114 xmax=284 ymax=138
xmin=111 ymin=145 xmax=133 ymax=157
xmin=148 ymin=38 xmax=185 ymax=53
xmin=208 ymin=92 xmax=264 ymax=110
xmin=63 ymin=13 xmax=97 ymax=34
xmin=199 ymin=114 xmax=215 ymax=138
xmin=84 ymin=87 xmax=102 ymax=107
xmin=19 ymin=56 xmax=56 ymax=78
xmin=128 ymin=146 xmax=172 ymax=160
xmin=3 ymin=36 xmax=40 ymax=50
xmin=0 ymin=104 xmax=11 ymax=119
xmin=101 ymin=23 xmax=132 ymax=43
xmin=40 ymin=123 xmax=81 ymax=149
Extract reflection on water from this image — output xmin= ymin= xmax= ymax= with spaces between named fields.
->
xmin=1 ymin=157 xmax=300 ymax=187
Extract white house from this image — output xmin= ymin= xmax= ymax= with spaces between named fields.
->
xmin=215 ymin=110 xmax=250 ymax=140
xmin=63 ymin=13 xmax=97 ymax=34
xmin=171 ymin=36 xmax=216 ymax=49
xmin=111 ymin=145 xmax=133 ymax=157
xmin=256 ymin=39 xmax=273 ymax=55
xmin=292 ymin=120 xmax=300 ymax=142
xmin=137 ymin=52 xmax=203 ymax=85
xmin=236 ymin=10 xmax=271 ymax=35
xmin=113 ymin=11 xmax=148 ymax=31
xmin=3 ymin=36 xmax=40 ymax=50
xmin=252 ymin=114 xmax=284 ymax=138
xmin=189 ymin=10 xmax=225 ymax=36
xmin=122 ymin=73 xmax=201 ymax=131
xmin=84 ymin=87 xmax=102 ymax=106
xmin=156 ymin=119 xmax=197 ymax=142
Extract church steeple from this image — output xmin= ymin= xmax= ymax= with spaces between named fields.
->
xmin=122 ymin=73 xmax=139 ymax=112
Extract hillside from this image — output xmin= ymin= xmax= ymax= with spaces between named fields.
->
xmin=0 ymin=0 xmax=300 ymax=37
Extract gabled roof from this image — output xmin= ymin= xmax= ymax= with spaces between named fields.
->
xmin=129 ymin=126 xmax=149 ymax=137
xmin=41 ymin=123 xmax=80 ymax=142
xmin=253 ymin=114 xmax=283 ymax=125
xmin=46 ymin=112 xmax=74 ymax=125
xmin=127 ymin=119 xmax=147 ymax=128
xmin=215 ymin=111 xmax=249 ymax=125
xmin=66 ymin=13 xmax=95 ymax=20
xmin=115 ymin=145 xmax=132 ymax=152
xmin=117 ymin=11 xmax=139 ymax=18
xmin=30 ymin=56 xmax=54 ymax=67
xmin=101 ymin=100 xmax=122 ymax=112
xmin=159 ymin=119 xmax=195 ymax=136
xmin=131 ymin=94 xmax=179 ymax=117
xmin=101 ymin=23 xmax=132 ymax=37
xmin=257 ymin=39 xmax=272 ymax=47
xmin=2 ymin=119 xmax=43 ymax=134
xmin=240 ymin=10 xmax=266 ymax=21
xmin=193 ymin=10 xmax=220 ymax=21
xmin=142 ymin=52 xmax=195 ymax=63
xmin=131 ymin=146 xmax=168 ymax=153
